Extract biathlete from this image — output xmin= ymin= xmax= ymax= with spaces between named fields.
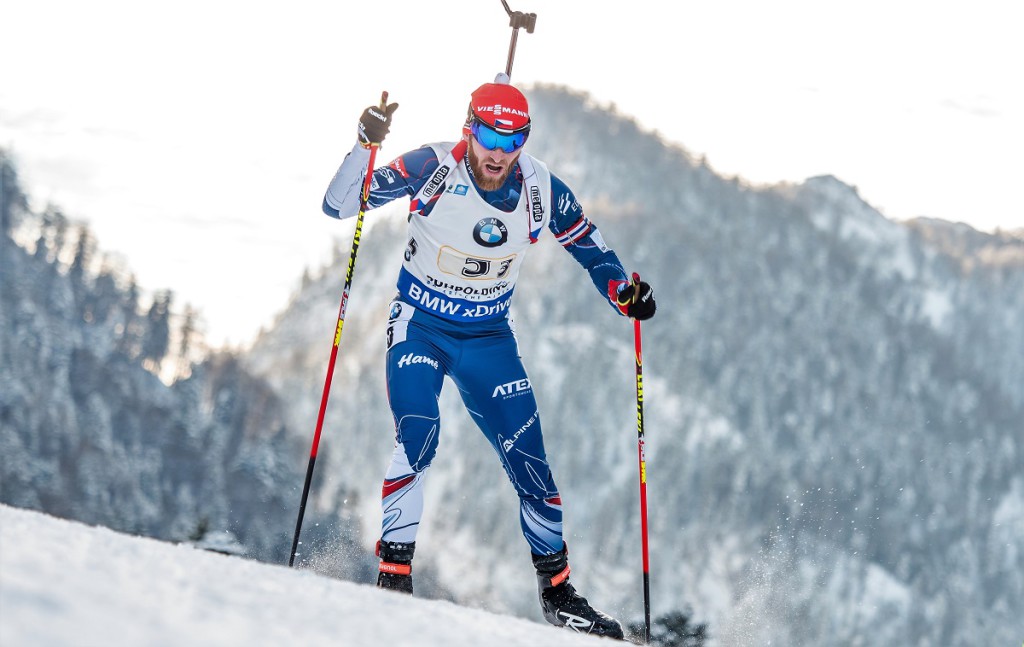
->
xmin=322 ymin=74 xmax=656 ymax=639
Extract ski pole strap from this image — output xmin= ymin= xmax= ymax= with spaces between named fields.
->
xmin=379 ymin=561 xmax=412 ymax=576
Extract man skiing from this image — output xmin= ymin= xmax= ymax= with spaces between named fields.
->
xmin=322 ymin=75 xmax=656 ymax=639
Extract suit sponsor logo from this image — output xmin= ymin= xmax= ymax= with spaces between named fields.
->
xmin=460 ymin=300 xmax=512 ymax=318
xmin=493 ymin=378 xmax=532 ymax=399
xmin=502 ymin=412 xmax=538 ymax=452
xmin=407 ymin=283 xmax=462 ymax=316
xmin=423 ymin=273 xmax=510 ymax=297
xmin=396 ymin=353 xmax=439 ymax=369
xmin=474 ymin=217 xmax=508 ymax=247
xmin=422 ymin=165 xmax=449 ymax=199
xmin=405 ymin=283 xmax=514 ymax=319
xmin=530 ymin=185 xmax=543 ymax=223
xmin=557 ymin=192 xmax=579 ymax=216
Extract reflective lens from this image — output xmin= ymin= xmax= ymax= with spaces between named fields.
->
xmin=470 ymin=120 xmax=528 ymax=153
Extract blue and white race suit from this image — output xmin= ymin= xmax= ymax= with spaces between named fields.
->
xmin=323 ymin=140 xmax=629 ymax=556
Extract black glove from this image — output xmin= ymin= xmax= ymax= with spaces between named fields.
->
xmin=610 ymin=278 xmax=656 ymax=321
xmin=357 ymin=101 xmax=399 ymax=147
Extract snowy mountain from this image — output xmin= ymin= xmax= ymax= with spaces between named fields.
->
xmin=3 ymin=85 xmax=1023 ymax=646
xmin=0 ymin=504 xmax=614 ymax=646
xmin=245 ymin=86 xmax=1024 ymax=646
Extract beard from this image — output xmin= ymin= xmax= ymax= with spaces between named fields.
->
xmin=467 ymin=143 xmax=519 ymax=191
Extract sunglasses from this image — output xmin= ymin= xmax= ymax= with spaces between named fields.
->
xmin=470 ymin=119 xmax=529 ymax=153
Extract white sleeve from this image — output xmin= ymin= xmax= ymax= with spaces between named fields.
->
xmin=323 ymin=143 xmax=372 ymax=220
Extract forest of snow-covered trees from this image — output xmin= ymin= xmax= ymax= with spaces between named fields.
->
xmin=1 ymin=152 xmax=192 ymax=378
xmin=0 ymin=149 xmax=338 ymax=563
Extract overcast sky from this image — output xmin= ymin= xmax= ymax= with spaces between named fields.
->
xmin=3 ymin=0 xmax=1021 ymax=347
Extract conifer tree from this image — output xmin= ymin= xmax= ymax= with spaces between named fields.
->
xmin=142 ymin=289 xmax=174 ymax=370
xmin=1 ymin=150 xmax=29 ymax=236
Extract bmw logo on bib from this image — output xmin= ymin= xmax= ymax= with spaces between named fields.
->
xmin=473 ymin=217 xmax=508 ymax=248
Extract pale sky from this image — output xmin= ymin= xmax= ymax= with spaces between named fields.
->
xmin=3 ymin=0 xmax=1022 ymax=348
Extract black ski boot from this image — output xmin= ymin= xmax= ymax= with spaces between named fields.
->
xmin=533 ymin=545 xmax=624 ymax=640
xmin=376 ymin=540 xmax=415 ymax=594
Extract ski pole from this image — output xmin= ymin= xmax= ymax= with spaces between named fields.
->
xmin=288 ymin=91 xmax=388 ymax=567
xmin=499 ymin=0 xmax=536 ymax=80
xmin=631 ymin=271 xmax=652 ymax=643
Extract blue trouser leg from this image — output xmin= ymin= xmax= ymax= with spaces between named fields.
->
xmin=380 ymin=309 xmax=447 ymax=543
xmin=381 ymin=301 xmax=563 ymax=555
xmin=448 ymin=326 xmax=563 ymax=556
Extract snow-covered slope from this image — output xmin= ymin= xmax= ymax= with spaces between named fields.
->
xmin=0 ymin=504 xmax=613 ymax=647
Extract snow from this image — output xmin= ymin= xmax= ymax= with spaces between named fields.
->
xmin=920 ymin=287 xmax=953 ymax=330
xmin=0 ymin=505 xmax=614 ymax=647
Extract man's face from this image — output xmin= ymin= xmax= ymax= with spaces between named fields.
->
xmin=467 ymin=134 xmax=521 ymax=192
